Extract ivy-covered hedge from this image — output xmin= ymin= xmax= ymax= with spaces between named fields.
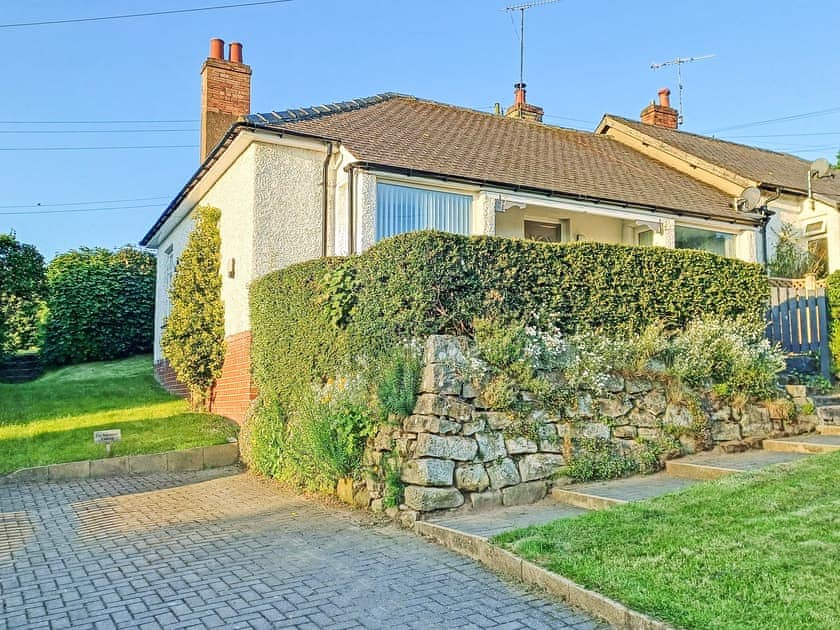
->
xmin=42 ymin=247 xmax=155 ymax=366
xmin=827 ymin=270 xmax=840 ymax=374
xmin=250 ymin=231 xmax=768 ymax=405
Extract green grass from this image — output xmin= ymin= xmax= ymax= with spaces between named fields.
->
xmin=494 ymin=454 xmax=840 ymax=630
xmin=0 ymin=355 xmax=238 ymax=474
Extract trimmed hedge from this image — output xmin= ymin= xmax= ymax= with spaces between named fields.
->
xmin=250 ymin=231 xmax=768 ymax=404
xmin=42 ymin=247 xmax=155 ymax=366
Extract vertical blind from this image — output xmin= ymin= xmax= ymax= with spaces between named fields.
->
xmin=376 ymin=182 xmax=472 ymax=241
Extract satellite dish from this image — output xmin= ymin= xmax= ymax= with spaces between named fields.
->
xmin=810 ymin=158 xmax=832 ymax=179
xmin=738 ymin=186 xmax=762 ymax=212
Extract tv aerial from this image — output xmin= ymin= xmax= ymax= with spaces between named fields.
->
xmin=505 ymin=0 xmax=563 ymax=88
xmin=736 ymin=186 xmax=762 ymax=212
xmin=650 ymin=54 xmax=715 ymax=126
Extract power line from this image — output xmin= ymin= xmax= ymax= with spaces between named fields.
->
xmin=722 ymin=132 xmax=840 ymax=139
xmin=0 ymin=196 xmax=170 ymax=210
xmin=705 ymin=106 xmax=840 ymax=134
xmin=0 ymin=204 xmax=163 ymax=216
xmin=0 ymin=129 xmax=197 ymax=134
xmin=0 ymin=0 xmax=294 ymax=29
xmin=0 ymin=144 xmax=197 ymax=151
xmin=0 ymin=119 xmax=197 ymax=124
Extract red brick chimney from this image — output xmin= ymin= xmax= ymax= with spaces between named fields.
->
xmin=200 ymin=38 xmax=252 ymax=161
xmin=640 ymin=88 xmax=678 ymax=129
xmin=504 ymin=83 xmax=544 ymax=122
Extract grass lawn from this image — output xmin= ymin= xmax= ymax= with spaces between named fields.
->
xmin=0 ymin=355 xmax=238 ymax=474
xmin=494 ymin=453 xmax=840 ymax=630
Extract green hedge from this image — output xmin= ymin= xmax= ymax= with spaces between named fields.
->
xmin=42 ymin=247 xmax=155 ymax=366
xmin=250 ymin=231 xmax=768 ymax=405
xmin=827 ymin=271 xmax=840 ymax=374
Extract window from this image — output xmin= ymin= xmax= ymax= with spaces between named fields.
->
xmin=637 ymin=229 xmax=654 ymax=247
xmin=675 ymin=226 xmax=735 ymax=258
xmin=376 ymin=182 xmax=472 ymax=241
xmin=524 ymin=220 xmax=564 ymax=242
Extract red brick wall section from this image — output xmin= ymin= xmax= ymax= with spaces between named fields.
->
xmin=208 ymin=331 xmax=257 ymax=424
xmin=154 ymin=359 xmax=189 ymax=398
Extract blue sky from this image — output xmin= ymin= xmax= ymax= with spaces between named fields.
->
xmin=2 ymin=0 xmax=839 ymax=258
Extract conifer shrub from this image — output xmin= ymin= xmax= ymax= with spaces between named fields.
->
xmin=160 ymin=206 xmax=225 ymax=410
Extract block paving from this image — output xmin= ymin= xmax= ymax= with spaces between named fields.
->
xmin=0 ymin=467 xmax=603 ymax=629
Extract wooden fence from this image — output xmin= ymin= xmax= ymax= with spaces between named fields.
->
xmin=766 ymin=275 xmax=830 ymax=377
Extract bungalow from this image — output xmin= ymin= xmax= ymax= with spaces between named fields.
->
xmin=141 ymin=39 xmax=813 ymax=421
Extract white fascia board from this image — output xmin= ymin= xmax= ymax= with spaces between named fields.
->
xmin=147 ymin=129 xmax=328 ymax=248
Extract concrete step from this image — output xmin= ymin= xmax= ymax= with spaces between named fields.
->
xmin=551 ymin=473 xmax=697 ymax=510
xmin=811 ymin=395 xmax=840 ymax=407
xmin=816 ymin=406 xmax=840 ymax=422
xmin=665 ymin=450 xmax=809 ymax=481
xmin=817 ymin=425 xmax=840 ymax=436
xmin=763 ymin=434 xmax=840 ymax=454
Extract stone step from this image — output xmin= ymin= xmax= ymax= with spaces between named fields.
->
xmin=551 ymin=473 xmax=697 ymax=511
xmin=817 ymin=425 xmax=840 ymax=436
xmin=427 ymin=499 xmax=588 ymax=539
xmin=810 ymin=395 xmax=840 ymax=407
xmin=763 ymin=434 xmax=840 ymax=454
xmin=816 ymin=406 xmax=840 ymax=422
xmin=665 ymin=450 xmax=809 ymax=481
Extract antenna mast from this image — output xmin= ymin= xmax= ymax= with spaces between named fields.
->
xmin=505 ymin=0 xmax=563 ymax=88
xmin=650 ymin=54 xmax=714 ymax=125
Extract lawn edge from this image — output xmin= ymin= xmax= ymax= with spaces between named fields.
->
xmin=0 ymin=441 xmax=240 ymax=484
xmin=414 ymin=520 xmax=673 ymax=630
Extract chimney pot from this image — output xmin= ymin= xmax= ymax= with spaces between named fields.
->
xmin=514 ymin=82 xmax=527 ymax=106
xmin=658 ymin=88 xmax=671 ymax=108
xmin=640 ymin=87 xmax=678 ymax=129
xmin=229 ymin=42 xmax=243 ymax=64
xmin=209 ymin=38 xmax=224 ymax=60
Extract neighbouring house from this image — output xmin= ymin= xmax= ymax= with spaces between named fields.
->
xmin=140 ymin=39 xmax=833 ymax=422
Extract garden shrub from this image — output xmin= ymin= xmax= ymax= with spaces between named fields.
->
xmin=567 ymin=438 xmax=638 ymax=482
xmin=375 ymin=344 xmax=422 ymax=420
xmin=0 ymin=233 xmax=46 ymax=357
xmin=160 ymin=206 xmax=225 ymax=410
xmin=42 ymin=246 xmax=154 ymax=366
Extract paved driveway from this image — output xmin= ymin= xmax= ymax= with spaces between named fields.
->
xmin=0 ymin=468 xmax=602 ymax=629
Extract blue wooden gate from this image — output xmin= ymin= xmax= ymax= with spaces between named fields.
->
xmin=766 ymin=277 xmax=830 ymax=378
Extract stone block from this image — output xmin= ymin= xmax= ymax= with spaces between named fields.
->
xmin=571 ymin=393 xmax=593 ymax=418
xmin=537 ymin=423 xmax=563 ymax=452
xmin=203 ymin=442 xmax=240 ymax=468
xmin=167 ymin=447 xmax=203 ymax=472
xmin=628 ymin=407 xmax=658 ymax=428
xmin=403 ymin=485 xmax=464 ymax=511
xmin=401 ymin=458 xmax=454 ymax=487
xmin=49 ymin=460 xmax=90 ymax=481
xmin=336 ymin=477 xmax=355 ymax=504
xmin=6 ymin=466 xmax=48 ymax=483
xmin=625 ymin=377 xmax=653 ymax=394
xmin=604 ymin=374 xmax=625 ymax=393
xmin=469 ymin=489 xmax=502 ymax=510
xmin=475 ymin=432 xmax=507 ymax=462
xmin=474 ymin=411 xmax=512 ymax=430
xmin=579 ymin=422 xmax=611 ymax=440
xmin=461 ymin=415 xmax=485 ymax=436
xmin=711 ymin=421 xmax=741 ymax=442
xmin=461 ymin=381 xmax=478 ymax=399
xmin=718 ymin=440 xmax=748 ymax=454
xmin=502 ymin=480 xmax=547 ymax=506
xmin=598 ymin=397 xmax=632 ymax=418
xmin=518 ymin=454 xmax=565 ymax=482
xmin=785 ymin=384 xmax=808 ymax=398
xmin=403 ymin=415 xmax=460 ymax=435
xmin=353 ymin=486 xmax=371 ymax=508
xmin=664 ymin=404 xmax=693 ymax=429
xmin=129 ymin=452 xmax=167 ymax=474
xmin=415 ymin=433 xmax=477 ymax=461
xmin=613 ymin=425 xmax=638 ymax=439
xmin=739 ymin=405 xmax=772 ymax=437
xmin=420 ymin=363 xmax=461 ymax=396
xmin=90 ymin=456 xmax=129 ymax=478
xmin=711 ymin=406 xmax=732 ymax=422
xmin=455 ymin=463 xmax=490 ymax=492
xmin=424 ymin=334 xmax=467 ymax=366
xmin=370 ymin=498 xmax=384 ymax=513
xmin=642 ymin=390 xmax=667 ymax=413
xmin=486 ymin=457 xmax=520 ymax=489
xmin=373 ymin=425 xmax=399 ymax=450
xmin=637 ymin=427 xmax=660 ymax=439
xmin=394 ymin=437 xmax=417 ymax=457
xmin=505 ymin=436 xmax=538 ymax=454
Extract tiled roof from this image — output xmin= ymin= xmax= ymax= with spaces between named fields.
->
xmin=606 ymin=115 xmax=840 ymax=203
xmin=249 ymin=94 xmax=748 ymax=222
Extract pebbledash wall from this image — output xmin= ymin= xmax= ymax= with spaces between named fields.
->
xmin=361 ymin=335 xmax=814 ymax=516
xmin=153 ymin=139 xmax=327 ymax=423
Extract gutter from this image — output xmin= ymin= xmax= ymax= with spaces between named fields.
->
xmin=321 ymin=142 xmax=334 ymax=257
xmin=345 ymin=161 xmax=764 ymax=227
xmin=140 ymin=122 xmax=339 ymax=247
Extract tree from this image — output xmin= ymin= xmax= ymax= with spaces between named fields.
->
xmin=41 ymin=247 xmax=156 ymax=365
xmin=160 ymin=206 xmax=226 ymax=410
xmin=0 ymin=233 xmax=46 ymax=357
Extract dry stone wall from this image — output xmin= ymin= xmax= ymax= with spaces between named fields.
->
xmin=364 ymin=335 xmax=811 ymax=517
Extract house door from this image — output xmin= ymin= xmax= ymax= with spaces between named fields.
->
xmin=524 ymin=220 xmax=562 ymax=242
